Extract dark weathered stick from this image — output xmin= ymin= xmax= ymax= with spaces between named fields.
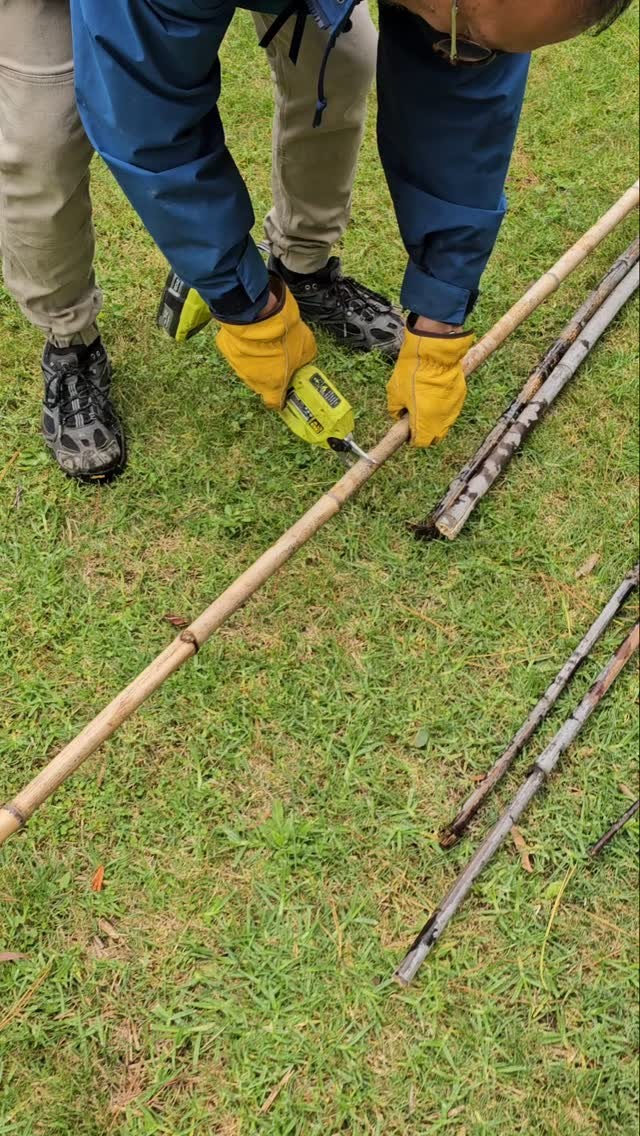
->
xmin=415 ymin=239 xmax=639 ymax=540
xmin=589 ymin=798 xmax=639 ymax=858
xmin=440 ymin=563 xmax=640 ymax=847
xmin=433 ymin=263 xmax=639 ymax=540
xmin=414 ymin=237 xmax=640 ymax=540
xmin=395 ymin=622 xmax=639 ymax=985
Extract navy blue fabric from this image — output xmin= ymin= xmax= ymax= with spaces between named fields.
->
xmin=377 ymin=3 xmax=529 ymax=323
xmin=70 ymin=0 xmax=530 ymax=323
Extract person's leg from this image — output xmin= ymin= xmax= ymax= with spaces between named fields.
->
xmin=0 ymin=0 xmax=124 ymax=478
xmin=252 ymin=7 xmax=404 ymax=355
xmin=253 ymin=4 xmax=376 ymax=274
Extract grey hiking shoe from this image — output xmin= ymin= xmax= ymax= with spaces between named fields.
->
xmin=41 ymin=338 xmax=125 ymax=481
xmin=268 ymin=254 xmax=404 ymax=359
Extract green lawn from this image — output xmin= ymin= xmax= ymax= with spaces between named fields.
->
xmin=0 ymin=8 xmax=638 ymax=1134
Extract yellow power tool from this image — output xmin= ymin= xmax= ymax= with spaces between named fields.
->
xmin=279 ymin=366 xmax=376 ymax=464
xmin=156 ymin=275 xmax=374 ymax=463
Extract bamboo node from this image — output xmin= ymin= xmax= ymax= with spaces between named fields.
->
xmin=179 ymin=629 xmax=200 ymax=654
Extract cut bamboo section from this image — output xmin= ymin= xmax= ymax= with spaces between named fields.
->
xmin=416 ymin=235 xmax=640 ymax=539
xmin=395 ymin=623 xmax=639 ymax=986
xmin=436 ymin=262 xmax=638 ymax=540
xmin=440 ymin=562 xmax=639 ymax=847
xmin=1 ymin=184 xmax=638 ymax=845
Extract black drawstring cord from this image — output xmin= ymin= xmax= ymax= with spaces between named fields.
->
xmin=259 ymin=0 xmax=307 ymax=64
xmin=312 ymin=29 xmax=337 ymax=127
xmin=259 ymin=4 xmax=356 ymax=127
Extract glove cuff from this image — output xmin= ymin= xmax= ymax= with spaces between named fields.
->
xmin=250 ymin=274 xmax=286 ymax=323
xmin=406 ymin=313 xmax=472 ymax=340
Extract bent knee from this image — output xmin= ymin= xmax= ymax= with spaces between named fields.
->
xmin=331 ymin=6 xmax=378 ymax=91
xmin=0 ymin=69 xmax=91 ymax=184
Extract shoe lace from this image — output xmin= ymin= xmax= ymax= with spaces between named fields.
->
xmin=49 ymin=363 xmax=102 ymax=429
xmin=331 ymin=273 xmax=394 ymax=318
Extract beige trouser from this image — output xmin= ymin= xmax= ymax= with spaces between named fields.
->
xmin=0 ymin=0 xmax=376 ymax=347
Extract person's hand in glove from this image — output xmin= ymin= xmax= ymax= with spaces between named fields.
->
xmin=216 ymin=275 xmax=316 ymax=410
xmin=387 ymin=315 xmax=475 ymax=447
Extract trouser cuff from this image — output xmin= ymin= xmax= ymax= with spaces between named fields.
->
xmin=47 ymin=323 xmax=100 ymax=349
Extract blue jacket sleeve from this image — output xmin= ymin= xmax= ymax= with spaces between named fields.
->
xmin=377 ymin=1 xmax=530 ymax=325
xmin=70 ymin=0 xmax=270 ymax=322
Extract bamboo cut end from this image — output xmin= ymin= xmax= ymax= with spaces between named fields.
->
xmin=0 ymin=805 xmax=24 ymax=844
xmin=393 ymin=968 xmax=411 ymax=987
xmin=438 ymin=828 xmax=460 ymax=850
xmin=408 ymin=515 xmax=446 ymax=542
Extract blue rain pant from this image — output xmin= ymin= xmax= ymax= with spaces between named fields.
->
xmin=69 ymin=0 xmax=530 ymax=324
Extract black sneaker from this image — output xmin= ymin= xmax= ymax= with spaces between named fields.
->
xmin=268 ymin=254 xmax=404 ymax=358
xmin=41 ymin=338 xmax=125 ymax=481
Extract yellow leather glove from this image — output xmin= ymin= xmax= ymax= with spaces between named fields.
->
xmin=216 ymin=277 xmax=316 ymax=410
xmin=387 ymin=323 xmax=475 ymax=447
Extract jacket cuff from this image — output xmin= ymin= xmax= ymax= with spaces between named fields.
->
xmin=208 ymin=239 xmax=270 ymax=324
xmin=401 ymin=261 xmax=479 ymax=325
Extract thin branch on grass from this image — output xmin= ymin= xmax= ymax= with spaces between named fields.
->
xmin=0 ymin=961 xmax=53 ymax=1032
xmin=0 ymin=450 xmax=20 ymax=484
xmin=394 ymin=623 xmax=639 ymax=986
xmin=539 ymin=863 xmax=577 ymax=989
xmin=414 ymin=236 xmax=639 ymax=539
xmin=589 ymin=798 xmax=639 ymax=857
xmin=440 ymin=563 xmax=639 ymax=847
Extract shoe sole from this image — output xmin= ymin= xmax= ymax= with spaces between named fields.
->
xmin=45 ymin=433 xmax=128 ymax=484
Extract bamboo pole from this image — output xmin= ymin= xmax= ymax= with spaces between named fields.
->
xmin=394 ymin=623 xmax=639 ymax=986
xmin=0 ymin=421 xmax=408 ymax=844
xmin=440 ymin=563 xmax=639 ymax=847
xmin=434 ymin=263 xmax=639 ymax=540
xmin=415 ymin=236 xmax=640 ymax=539
xmin=460 ymin=180 xmax=638 ymax=377
xmin=589 ymin=798 xmax=639 ymax=857
xmin=1 ymin=186 xmax=638 ymax=846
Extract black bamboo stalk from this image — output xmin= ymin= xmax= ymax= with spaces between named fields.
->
xmin=395 ymin=623 xmax=639 ymax=986
xmin=432 ymin=264 xmax=638 ymax=541
xmin=413 ymin=238 xmax=640 ymax=541
xmin=589 ymin=799 xmax=639 ymax=857
xmin=440 ymin=563 xmax=639 ymax=848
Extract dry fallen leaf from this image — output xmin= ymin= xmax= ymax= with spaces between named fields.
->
xmin=98 ymin=918 xmax=122 ymax=942
xmin=0 ymin=952 xmax=29 ymax=964
xmin=91 ymin=865 xmax=105 ymax=892
xmin=163 ymin=613 xmax=189 ymax=628
xmin=575 ymin=553 xmax=600 ymax=579
xmin=260 ymin=1067 xmax=295 ymax=1114
xmin=511 ymin=826 xmax=534 ymax=873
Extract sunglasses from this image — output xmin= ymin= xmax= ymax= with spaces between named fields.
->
xmin=433 ymin=1 xmax=497 ymax=65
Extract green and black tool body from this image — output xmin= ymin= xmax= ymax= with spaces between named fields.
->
xmin=278 ymin=366 xmax=375 ymax=464
xmin=157 ymin=274 xmax=374 ymax=463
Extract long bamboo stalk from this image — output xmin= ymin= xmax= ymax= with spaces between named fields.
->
xmin=440 ymin=562 xmax=639 ymax=847
xmin=460 ymin=181 xmax=638 ymax=375
xmin=1 ymin=187 xmax=638 ymax=846
xmin=434 ymin=263 xmax=638 ymax=540
xmin=589 ymin=798 xmax=639 ymax=857
xmin=395 ymin=623 xmax=639 ymax=986
xmin=0 ymin=421 xmax=409 ymax=845
xmin=415 ymin=236 xmax=640 ymax=539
